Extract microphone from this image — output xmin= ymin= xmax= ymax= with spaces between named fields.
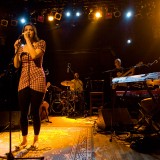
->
xmin=67 ymin=63 xmax=70 ymax=73
xmin=150 ymin=60 xmax=158 ymax=66
xmin=148 ymin=60 xmax=158 ymax=66
xmin=18 ymin=33 xmax=26 ymax=44
xmin=18 ymin=33 xmax=24 ymax=40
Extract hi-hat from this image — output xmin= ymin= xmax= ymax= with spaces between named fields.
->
xmin=61 ymin=80 xmax=74 ymax=86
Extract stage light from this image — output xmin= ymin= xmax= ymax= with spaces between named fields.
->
xmin=113 ymin=9 xmax=121 ymax=18
xmin=105 ymin=12 xmax=113 ymax=19
xmin=54 ymin=12 xmax=62 ymax=21
xmin=48 ymin=14 xmax=54 ymax=21
xmin=127 ymin=39 xmax=132 ymax=44
xmin=11 ymin=20 xmax=18 ymax=26
xmin=65 ymin=11 xmax=71 ymax=17
xmin=95 ymin=11 xmax=102 ymax=19
xmin=1 ymin=19 xmax=8 ymax=27
xmin=75 ymin=11 xmax=81 ymax=17
xmin=88 ymin=10 xmax=94 ymax=20
xmin=20 ymin=18 xmax=27 ymax=24
xmin=88 ymin=8 xmax=102 ymax=20
xmin=126 ymin=11 xmax=133 ymax=18
xmin=37 ymin=15 xmax=44 ymax=23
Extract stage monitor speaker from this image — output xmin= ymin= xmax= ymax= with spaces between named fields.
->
xmin=97 ymin=108 xmax=133 ymax=130
xmin=0 ymin=111 xmax=20 ymax=130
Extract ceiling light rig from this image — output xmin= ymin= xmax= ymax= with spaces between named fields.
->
xmin=0 ymin=0 xmax=159 ymax=27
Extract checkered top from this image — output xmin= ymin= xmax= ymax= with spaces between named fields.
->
xmin=18 ymin=40 xmax=46 ymax=93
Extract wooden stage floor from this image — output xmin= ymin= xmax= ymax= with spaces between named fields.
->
xmin=0 ymin=115 xmax=160 ymax=160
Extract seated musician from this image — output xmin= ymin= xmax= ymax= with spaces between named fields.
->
xmin=70 ymin=72 xmax=83 ymax=94
xmin=70 ymin=72 xmax=84 ymax=114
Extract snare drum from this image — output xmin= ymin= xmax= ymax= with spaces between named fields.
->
xmin=60 ymin=91 xmax=72 ymax=100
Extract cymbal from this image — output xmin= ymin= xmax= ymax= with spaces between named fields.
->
xmin=61 ymin=81 xmax=74 ymax=86
xmin=47 ymin=85 xmax=62 ymax=92
xmin=53 ymin=86 xmax=62 ymax=92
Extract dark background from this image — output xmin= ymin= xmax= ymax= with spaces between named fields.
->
xmin=0 ymin=0 xmax=160 ymax=110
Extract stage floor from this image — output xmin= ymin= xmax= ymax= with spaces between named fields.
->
xmin=0 ymin=115 xmax=160 ymax=160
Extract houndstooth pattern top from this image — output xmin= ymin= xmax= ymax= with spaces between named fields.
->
xmin=18 ymin=40 xmax=46 ymax=93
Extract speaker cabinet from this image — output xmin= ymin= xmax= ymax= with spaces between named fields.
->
xmin=0 ymin=111 xmax=21 ymax=130
xmin=97 ymin=108 xmax=133 ymax=130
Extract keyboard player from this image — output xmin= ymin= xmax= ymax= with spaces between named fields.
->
xmin=113 ymin=58 xmax=124 ymax=78
xmin=112 ymin=58 xmax=136 ymax=108
xmin=112 ymin=58 xmax=135 ymax=90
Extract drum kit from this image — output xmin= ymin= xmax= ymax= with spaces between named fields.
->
xmin=48 ymin=80 xmax=85 ymax=117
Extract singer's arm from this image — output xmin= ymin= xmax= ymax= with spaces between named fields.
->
xmin=24 ymin=33 xmax=44 ymax=60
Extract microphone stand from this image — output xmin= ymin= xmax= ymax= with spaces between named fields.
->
xmin=5 ymin=62 xmax=16 ymax=160
xmin=109 ymin=71 xmax=116 ymax=142
xmin=5 ymin=39 xmax=44 ymax=160
xmin=102 ymin=69 xmax=117 ymax=142
xmin=6 ymin=40 xmax=22 ymax=160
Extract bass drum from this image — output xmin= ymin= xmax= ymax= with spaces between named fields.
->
xmin=50 ymin=100 xmax=64 ymax=115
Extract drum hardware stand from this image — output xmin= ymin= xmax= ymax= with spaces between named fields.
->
xmin=67 ymin=98 xmax=77 ymax=117
xmin=46 ymin=89 xmax=60 ymax=115
xmin=48 ymin=91 xmax=56 ymax=114
xmin=64 ymin=87 xmax=76 ymax=117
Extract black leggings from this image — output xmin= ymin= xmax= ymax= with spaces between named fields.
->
xmin=18 ymin=87 xmax=45 ymax=136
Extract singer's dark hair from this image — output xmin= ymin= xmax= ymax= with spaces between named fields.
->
xmin=22 ymin=23 xmax=39 ymax=42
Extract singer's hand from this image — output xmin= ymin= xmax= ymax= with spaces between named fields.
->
xmin=14 ymin=39 xmax=21 ymax=50
xmin=23 ymin=32 xmax=30 ymax=40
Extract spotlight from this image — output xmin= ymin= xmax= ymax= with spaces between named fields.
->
xmin=65 ymin=11 xmax=71 ymax=17
xmin=127 ymin=39 xmax=132 ymax=44
xmin=20 ymin=18 xmax=27 ymax=24
xmin=55 ymin=12 xmax=62 ymax=21
xmin=1 ymin=19 xmax=8 ymax=27
xmin=37 ymin=15 xmax=44 ymax=23
xmin=105 ymin=12 xmax=113 ymax=19
xmin=88 ymin=12 xmax=94 ymax=20
xmin=95 ymin=11 xmax=102 ymax=19
xmin=113 ymin=9 xmax=121 ymax=18
xmin=126 ymin=11 xmax=133 ymax=18
xmin=48 ymin=14 xmax=54 ymax=21
xmin=75 ymin=11 xmax=81 ymax=17
xmin=11 ymin=20 xmax=18 ymax=26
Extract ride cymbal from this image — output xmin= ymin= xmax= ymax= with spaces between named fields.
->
xmin=61 ymin=81 xmax=74 ymax=86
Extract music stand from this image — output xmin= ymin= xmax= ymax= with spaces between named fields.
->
xmin=103 ymin=69 xmax=127 ymax=142
xmin=102 ymin=69 xmax=117 ymax=141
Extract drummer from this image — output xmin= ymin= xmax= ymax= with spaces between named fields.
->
xmin=70 ymin=72 xmax=84 ymax=115
xmin=70 ymin=72 xmax=83 ymax=94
